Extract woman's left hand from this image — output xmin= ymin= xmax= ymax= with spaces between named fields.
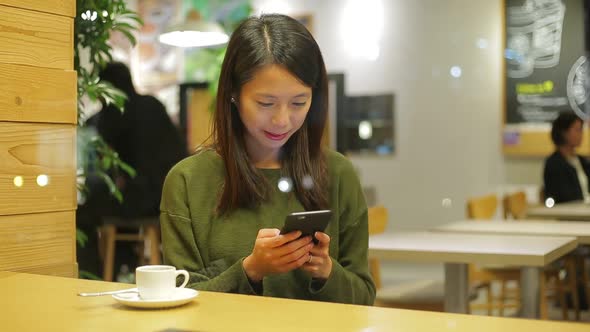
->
xmin=300 ymin=231 xmax=332 ymax=280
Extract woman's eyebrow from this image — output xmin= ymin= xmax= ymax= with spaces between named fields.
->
xmin=254 ymin=93 xmax=275 ymax=98
xmin=254 ymin=92 xmax=310 ymax=98
xmin=292 ymin=92 xmax=311 ymax=98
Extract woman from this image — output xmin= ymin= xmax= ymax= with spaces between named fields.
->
xmin=544 ymin=111 xmax=590 ymax=203
xmin=160 ymin=14 xmax=375 ymax=305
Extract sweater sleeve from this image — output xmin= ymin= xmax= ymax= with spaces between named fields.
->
xmin=159 ymin=166 xmax=259 ymax=295
xmin=308 ymin=157 xmax=376 ymax=305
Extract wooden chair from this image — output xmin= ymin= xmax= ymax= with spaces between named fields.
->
xmin=502 ymin=191 xmax=527 ymax=219
xmin=466 ymin=193 xmax=576 ymax=319
xmin=98 ymin=216 xmax=161 ymax=282
xmin=467 ymin=194 xmax=498 ymax=219
xmin=503 ymin=191 xmax=581 ymax=320
xmin=575 ymin=253 xmax=590 ymax=317
xmin=368 ymin=206 xmax=387 ymax=290
xmin=529 ymin=186 xmax=590 ymax=318
xmin=467 ymin=194 xmax=520 ymax=316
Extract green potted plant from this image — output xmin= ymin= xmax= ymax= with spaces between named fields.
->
xmin=74 ymin=0 xmax=142 ymax=279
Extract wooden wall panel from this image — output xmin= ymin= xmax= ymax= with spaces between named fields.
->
xmin=0 ymin=0 xmax=75 ymax=17
xmin=0 ymin=63 xmax=76 ymax=124
xmin=0 ymin=122 xmax=76 ymax=215
xmin=0 ymin=0 xmax=77 ymax=278
xmin=0 ymin=5 xmax=73 ymax=70
xmin=0 ymin=211 xmax=75 ymax=274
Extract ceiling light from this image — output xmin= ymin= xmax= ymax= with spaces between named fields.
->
xmin=159 ymin=9 xmax=229 ymax=48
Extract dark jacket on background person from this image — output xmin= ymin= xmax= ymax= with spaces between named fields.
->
xmin=86 ymin=93 xmax=187 ymax=217
xmin=543 ymin=151 xmax=590 ymax=203
xmin=84 ymin=62 xmax=186 ymax=218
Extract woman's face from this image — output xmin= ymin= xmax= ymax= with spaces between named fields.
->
xmin=564 ymin=120 xmax=583 ymax=148
xmin=237 ymin=64 xmax=312 ymax=161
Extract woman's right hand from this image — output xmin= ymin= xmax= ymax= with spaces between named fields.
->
xmin=243 ymin=228 xmax=314 ymax=282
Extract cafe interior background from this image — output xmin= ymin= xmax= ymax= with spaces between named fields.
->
xmin=118 ymin=0 xmax=553 ymax=230
xmin=3 ymin=0 xmax=590 ymax=323
xmin=105 ymin=0 xmax=590 ymax=316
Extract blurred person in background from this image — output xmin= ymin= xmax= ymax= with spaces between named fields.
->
xmin=543 ymin=110 xmax=590 ymax=310
xmin=543 ymin=111 xmax=590 ymax=204
xmin=77 ymin=62 xmax=186 ymax=278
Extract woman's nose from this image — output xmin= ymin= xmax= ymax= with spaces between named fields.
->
xmin=271 ymin=106 xmax=289 ymax=127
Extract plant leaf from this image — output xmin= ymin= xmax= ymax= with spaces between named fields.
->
xmin=76 ymin=228 xmax=88 ymax=247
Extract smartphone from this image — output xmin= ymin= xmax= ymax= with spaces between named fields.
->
xmin=280 ymin=210 xmax=332 ymax=243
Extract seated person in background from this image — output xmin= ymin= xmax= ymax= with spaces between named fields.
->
xmin=88 ymin=62 xmax=187 ymax=218
xmin=160 ymin=14 xmax=375 ymax=305
xmin=77 ymin=62 xmax=186 ymax=277
xmin=543 ymin=111 xmax=590 ymax=204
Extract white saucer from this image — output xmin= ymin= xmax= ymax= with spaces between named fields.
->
xmin=112 ymin=288 xmax=198 ymax=309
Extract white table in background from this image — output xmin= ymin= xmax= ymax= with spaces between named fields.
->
xmin=369 ymin=232 xmax=577 ymax=318
xmin=432 ymin=219 xmax=590 ymax=244
xmin=527 ymin=201 xmax=590 ymax=221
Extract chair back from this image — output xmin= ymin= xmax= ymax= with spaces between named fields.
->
xmin=368 ymin=206 xmax=388 ymax=235
xmin=465 ymin=193 xmax=498 ymax=299
xmin=466 ymin=194 xmax=498 ymax=219
xmin=368 ymin=205 xmax=388 ymax=289
xmin=502 ymin=191 xmax=527 ymax=219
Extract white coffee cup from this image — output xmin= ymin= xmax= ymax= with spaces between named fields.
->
xmin=135 ymin=265 xmax=189 ymax=300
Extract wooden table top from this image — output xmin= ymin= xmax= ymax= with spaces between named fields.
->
xmin=527 ymin=201 xmax=590 ymax=221
xmin=433 ymin=219 xmax=590 ymax=244
xmin=369 ymin=232 xmax=577 ymax=266
xmin=1 ymin=272 xmax=589 ymax=332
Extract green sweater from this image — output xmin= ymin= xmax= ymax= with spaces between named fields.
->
xmin=160 ymin=149 xmax=376 ymax=305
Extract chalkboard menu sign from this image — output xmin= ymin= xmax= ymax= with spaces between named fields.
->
xmin=503 ymin=0 xmax=589 ymax=156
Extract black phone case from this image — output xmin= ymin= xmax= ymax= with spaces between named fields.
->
xmin=280 ymin=210 xmax=332 ymax=243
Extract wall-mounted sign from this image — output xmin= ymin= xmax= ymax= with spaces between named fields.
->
xmin=503 ymin=0 xmax=589 ymax=156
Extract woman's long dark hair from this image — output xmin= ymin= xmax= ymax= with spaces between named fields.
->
xmin=212 ymin=14 xmax=329 ymax=214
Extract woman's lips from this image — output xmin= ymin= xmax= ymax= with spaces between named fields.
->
xmin=264 ymin=131 xmax=288 ymax=141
